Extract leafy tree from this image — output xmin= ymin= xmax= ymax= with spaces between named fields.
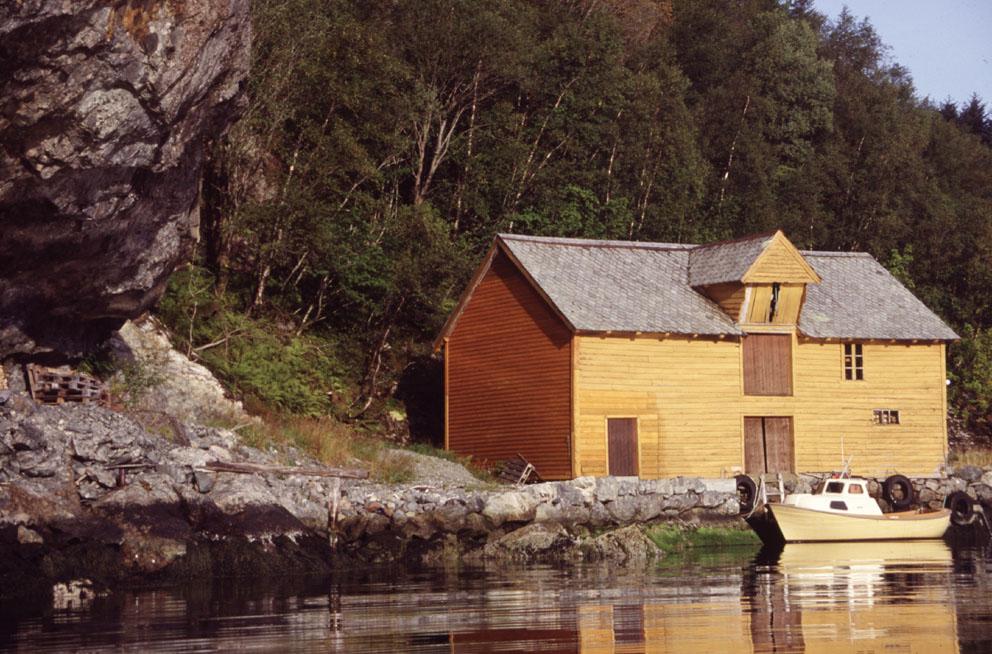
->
xmin=162 ymin=0 xmax=992 ymax=441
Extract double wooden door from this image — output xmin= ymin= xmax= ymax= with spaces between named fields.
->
xmin=744 ymin=417 xmax=794 ymax=474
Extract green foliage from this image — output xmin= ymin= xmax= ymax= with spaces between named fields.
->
xmin=885 ymin=246 xmax=916 ymax=290
xmin=109 ymin=360 xmax=165 ymax=409
xmin=159 ymin=266 xmax=345 ymax=416
xmin=79 ymin=346 xmax=163 ymax=408
xmin=157 ymin=0 xmax=992 ymax=441
xmin=645 ymin=524 xmax=761 ymax=555
xmin=949 ymin=326 xmax=992 ymax=436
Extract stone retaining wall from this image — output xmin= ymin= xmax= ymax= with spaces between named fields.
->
xmin=333 ymin=467 xmax=992 ymax=562
xmin=333 ymin=476 xmax=742 ymax=562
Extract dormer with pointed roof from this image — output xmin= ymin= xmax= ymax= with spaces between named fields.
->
xmin=688 ymin=230 xmax=821 ymax=326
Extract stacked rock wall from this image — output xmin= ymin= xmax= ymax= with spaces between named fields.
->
xmin=334 ymin=476 xmax=742 ymax=563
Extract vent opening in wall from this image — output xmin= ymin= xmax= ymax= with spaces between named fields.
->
xmin=873 ymin=409 xmax=900 ymax=425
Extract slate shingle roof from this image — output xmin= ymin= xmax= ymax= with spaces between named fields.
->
xmin=799 ymin=252 xmax=958 ymax=341
xmin=497 ymin=233 xmax=958 ymax=341
xmin=687 ymin=232 xmax=776 ymax=287
xmin=501 ymin=235 xmax=739 ymax=336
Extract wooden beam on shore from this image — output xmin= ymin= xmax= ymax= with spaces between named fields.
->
xmin=204 ymin=460 xmax=369 ymax=479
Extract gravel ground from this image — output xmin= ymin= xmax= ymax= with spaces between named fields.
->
xmin=380 ymin=449 xmax=482 ymax=487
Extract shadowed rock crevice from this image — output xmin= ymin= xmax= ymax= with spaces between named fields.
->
xmin=0 ymin=0 xmax=251 ymax=358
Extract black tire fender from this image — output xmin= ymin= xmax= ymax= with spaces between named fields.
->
xmin=883 ymin=474 xmax=914 ymax=510
xmin=735 ymin=474 xmax=757 ymax=514
xmin=946 ymin=490 xmax=975 ymax=526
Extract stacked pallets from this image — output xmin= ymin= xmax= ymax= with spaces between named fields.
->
xmin=26 ymin=364 xmax=109 ymax=406
xmin=497 ymin=454 xmax=543 ymax=485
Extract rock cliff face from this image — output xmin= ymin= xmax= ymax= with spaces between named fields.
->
xmin=0 ymin=0 xmax=250 ymax=357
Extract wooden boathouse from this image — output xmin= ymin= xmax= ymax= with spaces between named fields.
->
xmin=434 ymin=231 xmax=958 ymax=480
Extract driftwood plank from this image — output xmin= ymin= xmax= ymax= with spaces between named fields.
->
xmin=204 ymin=460 xmax=369 ymax=479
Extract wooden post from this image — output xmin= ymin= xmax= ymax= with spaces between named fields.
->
xmin=204 ymin=460 xmax=368 ymax=479
xmin=328 ymin=477 xmax=342 ymax=548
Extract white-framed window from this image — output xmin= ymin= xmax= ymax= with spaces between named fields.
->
xmin=844 ymin=343 xmax=864 ymax=380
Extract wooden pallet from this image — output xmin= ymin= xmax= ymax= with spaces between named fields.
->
xmin=497 ymin=454 xmax=543 ymax=485
xmin=26 ymin=364 xmax=108 ymax=406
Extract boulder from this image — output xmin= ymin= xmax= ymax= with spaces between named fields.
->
xmin=16 ymin=525 xmax=44 ymax=545
xmin=480 ymin=523 xmax=574 ymax=562
xmin=534 ymin=502 xmax=591 ymax=525
xmin=662 ymin=493 xmax=698 ymax=513
xmin=580 ymin=526 xmax=662 ymax=564
xmin=605 ymin=497 xmax=640 ymax=523
xmin=973 ymin=484 xmax=992 ymax=503
xmin=716 ymin=497 xmax=741 ymax=515
xmin=482 ymin=491 xmax=538 ymax=526
xmin=954 ymin=465 xmax=984 ymax=483
xmin=11 ymin=420 xmax=46 ymax=451
xmin=434 ymin=500 xmax=469 ymax=532
xmin=699 ymin=490 xmax=729 ymax=508
xmin=702 ymin=478 xmax=736 ymax=494
xmin=106 ymin=320 xmax=248 ymax=425
xmin=595 ymin=477 xmax=620 ymax=503
xmin=193 ymin=470 xmax=215 ymax=494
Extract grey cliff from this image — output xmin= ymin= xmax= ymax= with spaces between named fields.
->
xmin=0 ymin=0 xmax=250 ymax=356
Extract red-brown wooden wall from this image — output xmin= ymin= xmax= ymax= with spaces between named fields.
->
xmin=445 ymin=250 xmax=573 ymax=479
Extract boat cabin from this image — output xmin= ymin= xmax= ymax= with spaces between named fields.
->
xmin=786 ymin=479 xmax=882 ymax=516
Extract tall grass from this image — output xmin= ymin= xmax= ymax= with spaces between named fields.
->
xmin=241 ymin=409 xmax=414 ymax=483
xmin=948 ymin=448 xmax=992 ymax=468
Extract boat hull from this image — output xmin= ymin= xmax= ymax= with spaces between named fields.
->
xmin=767 ymin=504 xmax=951 ymax=543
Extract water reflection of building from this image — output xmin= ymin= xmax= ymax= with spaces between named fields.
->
xmin=565 ymin=541 xmax=959 ymax=654
xmin=577 ymin=600 xmax=751 ymax=653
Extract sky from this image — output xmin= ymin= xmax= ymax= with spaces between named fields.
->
xmin=814 ymin=0 xmax=992 ymax=107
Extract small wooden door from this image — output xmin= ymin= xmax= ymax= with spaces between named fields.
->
xmin=607 ymin=418 xmax=638 ymax=476
xmin=744 ymin=417 xmax=794 ymax=474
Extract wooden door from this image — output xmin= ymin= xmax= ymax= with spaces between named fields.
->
xmin=607 ymin=418 xmax=638 ymax=476
xmin=744 ymin=417 xmax=766 ymax=474
xmin=744 ymin=417 xmax=794 ymax=474
xmin=763 ymin=417 xmax=794 ymax=473
xmin=743 ymin=334 xmax=793 ymax=396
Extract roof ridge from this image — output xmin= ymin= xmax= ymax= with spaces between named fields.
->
xmin=801 ymin=250 xmax=872 ymax=258
xmin=497 ymin=233 xmax=692 ymax=251
xmin=688 ymin=230 xmax=778 ymax=251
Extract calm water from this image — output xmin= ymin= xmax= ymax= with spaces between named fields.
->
xmin=2 ymin=541 xmax=991 ymax=653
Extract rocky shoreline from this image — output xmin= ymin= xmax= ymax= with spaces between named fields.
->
xmin=0 ymin=384 xmax=746 ymax=598
xmin=3 ymin=373 xmax=991 ymax=601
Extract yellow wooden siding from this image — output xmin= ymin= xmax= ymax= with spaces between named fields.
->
xmin=742 ymin=232 xmax=820 ymax=284
xmin=574 ymin=336 xmax=743 ymax=478
xmin=743 ymin=283 xmax=804 ymax=324
xmin=701 ymin=282 xmax=746 ymax=321
xmin=578 ymin=603 xmax=753 ymax=654
xmin=574 ymin=335 xmax=947 ymax=478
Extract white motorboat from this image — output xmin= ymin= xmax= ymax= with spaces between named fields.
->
xmin=750 ymin=477 xmax=951 ymax=544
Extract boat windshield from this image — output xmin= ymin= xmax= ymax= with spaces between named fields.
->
xmin=825 ymin=481 xmax=845 ymax=493
xmin=849 ymin=484 xmax=864 ymax=494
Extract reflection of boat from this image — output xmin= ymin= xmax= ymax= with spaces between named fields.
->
xmin=762 ymin=540 xmax=959 ymax=654
xmin=754 ymin=477 xmax=950 ymax=543
xmin=777 ymin=539 xmax=953 ymax=568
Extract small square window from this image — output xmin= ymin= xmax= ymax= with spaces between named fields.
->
xmin=873 ymin=409 xmax=900 ymax=425
xmin=844 ymin=343 xmax=864 ymax=380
